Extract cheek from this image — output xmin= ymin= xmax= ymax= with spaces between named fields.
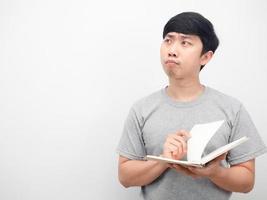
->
xmin=160 ymin=46 xmax=164 ymax=56
xmin=160 ymin=47 xmax=166 ymax=63
xmin=185 ymin=50 xmax=202 ymax=63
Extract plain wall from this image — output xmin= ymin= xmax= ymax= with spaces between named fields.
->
xmin=0 ymin=0 xmax=266 ymax=199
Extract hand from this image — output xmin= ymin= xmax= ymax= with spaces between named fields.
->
xmin=187 ymin=153 xmax=227 ymax=179
xmin=162 ymin=130 xmax=191 ymax=160
xmin=170 ymin=164 xmax=200 ymax=179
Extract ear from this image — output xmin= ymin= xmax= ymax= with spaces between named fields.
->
xmin=200 ymin=51 xmax=213 ymax=66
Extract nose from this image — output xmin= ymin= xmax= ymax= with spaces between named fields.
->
xmin=168 ymin=51 xmax=177 ymax=57
xmin=168 ymin=43 xmax=179 ymax=57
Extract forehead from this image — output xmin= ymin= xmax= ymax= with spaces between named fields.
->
xmin=165 ymin=32 xmax=200 ymax=41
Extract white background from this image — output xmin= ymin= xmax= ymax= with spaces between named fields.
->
xmin=0 ymin=0 xmax=266 ymax=199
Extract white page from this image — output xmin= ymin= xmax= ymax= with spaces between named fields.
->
xmin=187 ymin=120 xmax=225 ymax=161
xmin=146 ymin=137 xmax=249 ymax=167
xmin=200 ymin=136 xmax=249 ymax=164
xmin=146 ymin=155 xmax=202 ymax=167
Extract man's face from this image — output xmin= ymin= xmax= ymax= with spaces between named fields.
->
xmin=160 ymin=32 xmax=209 ymax=80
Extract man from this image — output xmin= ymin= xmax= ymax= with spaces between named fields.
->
xmin=116 ymin=12 xmax=266 ymax=200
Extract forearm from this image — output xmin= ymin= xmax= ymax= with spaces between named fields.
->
xmin=209 ymin=165 xmax=254 ymax=193
xmin=119 ymin=159 xmax=168 ymax=187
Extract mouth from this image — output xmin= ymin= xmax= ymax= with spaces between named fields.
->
xmin=165 ymin=60 xmax=180 ymax=65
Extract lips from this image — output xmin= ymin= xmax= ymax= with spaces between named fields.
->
xmin=165 ymin=60 xmax=179 ymax=65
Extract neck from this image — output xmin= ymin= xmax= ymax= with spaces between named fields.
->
xmin=166 ymin=77 xmax=205 ymax=102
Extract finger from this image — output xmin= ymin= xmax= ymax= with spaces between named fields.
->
xmin=168 ymin=139 xmax=183 ymax=156
xmin=172 ymin=164 xmax=187 ymax=173
xmin=167 ymin=132 xmax=189 ymax=144
xmin=177 ymin=130 xmax=191 ymax=140
xmin=173 ymin=165 xmax=197 ymax=177
xmin=217 ymin=153 xmax=227 ymax=161
xmin=170 ymin=135 xmax=187 ymax=148
xmin=167 ymin=144 xmax=184 ymax=159
xmin=170 ymin=136 xmax=187 ymax=154
xmin=167 ymin=144 xmax=179 ymax=153
xmin=165 ymin=133 xmax=189 ymax=158
xmin=164 ymin=139 xmax=178 ymax=152
xmin=207 ymin=153 xmax=227 ymax=166
xmin=166 ymin=136 xmax=184 ymax=155
xmin=187 ymin=167 xmax=205 ymax=177
xmin=166 ymin=163 xmax=173 ymax=168
xmin=188 ymin=166 xmax=198 ymax=172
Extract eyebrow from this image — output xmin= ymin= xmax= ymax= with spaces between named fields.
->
xmin=165 ymin=33 xmax=194 ymax=40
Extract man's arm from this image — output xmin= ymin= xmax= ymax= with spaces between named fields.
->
xmin=118 ymin=156 xmax=168 ymax=188
xmin=209 ymin=159 xmax=255 ymax=193
xmin=187 ymin=157 xmax=255 ymax=193
xmin=118 ymin=130 xmax=191 ymax=188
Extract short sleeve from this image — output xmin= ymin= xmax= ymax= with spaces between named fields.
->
xmin=227 ymin=104 xmax=267 ymax=165
xmin=116 ymin=105 xmax=147 ymax=160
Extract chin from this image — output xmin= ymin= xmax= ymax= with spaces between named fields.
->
xmin=166 ymin=71 xmax=184 ymax=80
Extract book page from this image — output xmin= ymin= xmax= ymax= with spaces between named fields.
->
xmin=146 ymin=136 xmax=249 ymax=168
xmin=145 ymin=155 xmax=202 ymax=167
xmin=187 ymin=120 xmax=225 ymax=162
xmin=200 ymin=136 xmax=249 ymax=165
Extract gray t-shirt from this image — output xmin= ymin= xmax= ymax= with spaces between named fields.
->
xmin=117 ymin=86 xmax=267 ymax=200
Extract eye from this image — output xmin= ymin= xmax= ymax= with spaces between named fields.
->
xmin=164 ymin=38 xmax=171 ymax=43
xmin=181 ymin=40 xmax=191 ymax=46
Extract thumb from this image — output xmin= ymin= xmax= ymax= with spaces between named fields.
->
xmin=216 ymin=153 xmax=227 ymax=161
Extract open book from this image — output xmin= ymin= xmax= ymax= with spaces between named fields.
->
xmin=146 ymin=120 xmax=249 ymax=167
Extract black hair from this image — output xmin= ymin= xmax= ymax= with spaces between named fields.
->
xmin=163 ymin=12 xmax=219 ymax=71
